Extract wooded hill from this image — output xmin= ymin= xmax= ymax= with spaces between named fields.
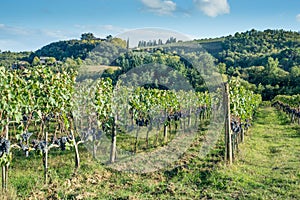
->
xmin=1 ymin=29 xmax=300 ymax=99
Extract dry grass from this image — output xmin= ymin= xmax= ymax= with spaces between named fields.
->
xmin=82 ymin=65 xmax=120 ymax=73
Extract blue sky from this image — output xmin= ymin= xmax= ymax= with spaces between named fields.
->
xmin=0 ymin=0 xmax=299 ymax=52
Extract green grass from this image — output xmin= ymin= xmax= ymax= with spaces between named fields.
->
xmin=1 ymin=106 xmax=300 ymax=199
xmin=201 ymin=106 xmax=300 ymax=199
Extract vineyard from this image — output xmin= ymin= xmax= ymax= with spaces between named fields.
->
xmin=1 ymin=0 xmax=300 ymax=194
xmin=0 ymin=63 xmax=264 ymax=198
xmin=272 ymin=94 xmax=300 ymax=124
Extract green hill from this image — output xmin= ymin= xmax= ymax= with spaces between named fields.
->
xmin=1 ymin=29 xmax=300 ymax=99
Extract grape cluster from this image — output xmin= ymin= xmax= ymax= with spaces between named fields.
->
xmin=136 ymin=118 xmax=149 ymax=126
xmin=17 ymin=132 xmax=34 ymax=157
xmin=195 ymin=106 xmax=206 ymax=115
xmin=32 ymin=140 xmax=47 ymax=154
xmin=242 ymin=119 xmax=251 ymax=130
xmin=231 ymin=120 xmax=242 ymax=133
xmin=22 ymin=114 xmax=29 ymax=122
xmin=52 ymin=135 xmax=73 ymax=151
xmin=21 ymin=132 xmax=33 ymax=143
xmin=168 ymin=111 xmax=182 ymax=122
xmin=0 ymin=138 xmax=10 ymax=157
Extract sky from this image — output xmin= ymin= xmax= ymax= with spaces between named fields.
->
xmin=0 ymin=0 xmax=299 ymax=52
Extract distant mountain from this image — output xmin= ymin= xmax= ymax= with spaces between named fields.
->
xmin=20 ymin=29 xmax=298 ymax=70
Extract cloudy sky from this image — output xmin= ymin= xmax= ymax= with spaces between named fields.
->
xmin=0 ymin=0 xmax=299 ymax=51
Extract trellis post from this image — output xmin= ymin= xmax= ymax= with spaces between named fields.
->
xmin=224 ymin=83 xmax=233 ymax=164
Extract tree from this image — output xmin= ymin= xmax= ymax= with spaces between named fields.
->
xmin=32 ymin=56 xmax=40 ymax=66
xmin=290 ymin=66 xmax=300 ymax=86
xmin=217 ymin=63 xmax=226 ymax=74
xmin=158 ymin=39 xmax=163 ymax=45
xmin=227 ymin=66 xmax=235 ymax=76
xmin=111 ymin=38 xmax=127 ymax=48
xmin=46 ymin=57 xmax=56 ymax=65
xmin=290 ymin=66 xmax=300 ymax=77
xmin=166 ymin=37 xmax=177 ymax=44
xmin=265 ymin=57 xmax=279 ymax=72
xmin=75 ymin=58 xmax=83 ymax=66
xmin=127 ymin=38 xmax=130 ymax=49
xmin=106 ymin=35 xmax=113 ymax=42
xmin=81 ymin=33 xmax=96 ymax=40
xmin=256 ymin=83 xmax=264 ymax=94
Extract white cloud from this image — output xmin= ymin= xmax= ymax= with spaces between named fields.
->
xmin=102 ymin=25 xmax=128 ymax=33
xmin=0 ymin=24 xmax=33 ymax=36
xmin=141 ymin=0 xmax=176 ymax=15
xmin=74 ymin=24 xmax=129 ymax=38
xmin=194 ymin=0 xmax=230 ymax=17
xmin=297 ymin=14 xmax=300 ymax=22
xmin=40 ymin=29 xmax=72 ymax=39
xmin=0 ymin=24 xmax=76 ymax=51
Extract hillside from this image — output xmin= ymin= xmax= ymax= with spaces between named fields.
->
xmin=196 ymin=29 xmax=300 ymax=99
xmin=1 ymin=29 xmax=300 ymax=99
xmin=2 ymin=29 xmax=300 ymax=70
xmin=29 ymin=33 xmax=127 ymax=62
xmin=217 ymin=29 xmax=300 ymax=69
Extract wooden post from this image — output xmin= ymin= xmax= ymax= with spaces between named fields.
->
xmin=93 ymin=139 xmax=97 ymax=159
xmin=71 ymin=130 xmax=80 ymax=170
xmin=241 ymin=128 xmax=244 ymax=143
xmin=163 ymin=110 xmax=168 ymax=143
xmin=2 ymin=119 xmax=9 ymax=191
xmin=110 ymin=115 xmax=117 ymax=163
xmin=1 ymin=166 xmax=5 ymax=191
xmin=44 ymin=131 xmax=48 ymax=184
xmin=194 ymin=112 xmax=198 ymax=128
xmin=163 ymin=124 xmax=168 ymax=143
xmin=224 ymin=83 xmax=233 ymax=164
xmin=188 ymin=108 xmax=192 ymax=127
xmin=146 ymin=122 xmax=152 ymax=149
xmin=2 ymin=166 xmax=5 ymax=192
xmin=155 ymin=125 xmax=160 ymax=146
xmin=168 ymin=120 xmax=171 ymax=135
xmin=134 ymin=126 xmax=139 ymax=153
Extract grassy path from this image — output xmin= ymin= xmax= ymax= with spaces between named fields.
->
xmin=202 ymin=106 xmax=300 ymax=199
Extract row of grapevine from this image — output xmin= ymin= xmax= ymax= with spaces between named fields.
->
xmin=0 ymin=66 xmax=78 ymax=190
xmin=74 ymin=78 xmax=213 ymax=163
xmin=272 ymin=95 xmax=300 ymax=124
xmin=226 ymin=80 xmax=262 ymax=162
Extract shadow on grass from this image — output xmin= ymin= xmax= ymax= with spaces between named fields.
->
xmin=163 ymin=140 xmax=225 ymax=195
xmin=289 ymin=125 xmax=300 ymax=138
